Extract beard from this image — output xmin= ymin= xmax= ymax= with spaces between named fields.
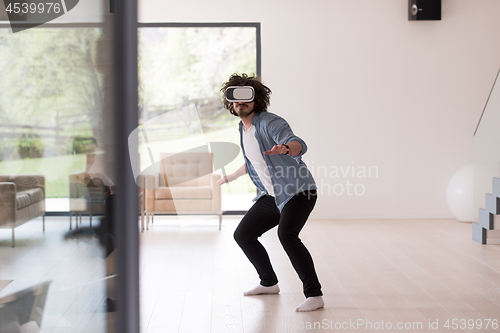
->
xmin=235 ymin=104 xmax=254 ymax=117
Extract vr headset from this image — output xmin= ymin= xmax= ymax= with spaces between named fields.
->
xmin=225 ymin=86 xmax=254 ymax=103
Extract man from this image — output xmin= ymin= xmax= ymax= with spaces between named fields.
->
xmin=82 ymin=138 xmax=117 ymax=197
xmin=84 ymin=152 xmax=116 ymax=198
xmin=66 ymin=138 xmax=117 ymax=311
xmin=217 ymin=73 xmax=324 ymax=312
xmin=66 ymin=137 xmax=117 ymax=258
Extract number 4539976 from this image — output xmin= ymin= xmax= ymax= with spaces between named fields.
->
xmin=5 ymin=2 xmax=62 ymax=14
xmin=444 ymin=319 xmax=498 ymax=330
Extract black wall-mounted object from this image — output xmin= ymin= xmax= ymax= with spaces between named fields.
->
xmin=408 ymin=0 xmax=441 ymax=21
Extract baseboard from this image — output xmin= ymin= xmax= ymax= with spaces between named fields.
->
xmin=45 ymin=211 xmax=248 ymax=217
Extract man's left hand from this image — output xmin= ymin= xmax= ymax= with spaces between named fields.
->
xmin=264 ymin=145 xmax=289 ymax=155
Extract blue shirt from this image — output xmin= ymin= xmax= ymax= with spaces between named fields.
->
xmin=239 ymin=111 xmax=317 ymax=212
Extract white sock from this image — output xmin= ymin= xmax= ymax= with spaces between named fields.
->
xmin=243 ymin=284 xmax=280 ymax=296
xmin=295 ymin=296 xmax=324 ymax=312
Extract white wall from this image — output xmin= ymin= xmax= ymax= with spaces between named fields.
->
xmin=139 ymin=0 xmax=500 ymax=219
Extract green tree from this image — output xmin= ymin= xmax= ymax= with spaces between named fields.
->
xmin=0 ymin=28 xmax=104 ymax=153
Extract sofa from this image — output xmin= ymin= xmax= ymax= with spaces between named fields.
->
xmin=143 ymin=152 xmax=222 ymax=230
xmin=0 ymin=174 xmax=46 ymax=247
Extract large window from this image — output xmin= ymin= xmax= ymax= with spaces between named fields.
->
xmin=137 ymin=24 xmax=260 ymax=211
xmin=0 ymin=24 xmax=261 ymax=212
xmin=0 ymin=27 xmax=106 ymax=211
xmin=0 ymin=23 xmax=113 ymax=332
xmin=0 ymin=20 xmax=260 ymax=332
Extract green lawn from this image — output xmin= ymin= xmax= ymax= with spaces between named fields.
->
xmin=0 ymin=154 xmax=87 ymax=198
xmin=0 ymin=126 xmax=255 ymax=198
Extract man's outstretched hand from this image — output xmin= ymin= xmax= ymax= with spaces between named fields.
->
xmin=216 ymin=175 xmax=231 ymax=185
xmin=264 ymin=145 xmax=289 ymax=155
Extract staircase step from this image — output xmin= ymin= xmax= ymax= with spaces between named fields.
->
xmin=494 ymin=215 xmax=500 ymax=230
xmin=486 ymin=230 xmax=500 ymax=244
xmin=487 ymin=229 xmax=500 ymax=244
xmin=485 ymin=193 xmax=500 ymax=214
xmin=493 ymin=178 xmax=500 ymax=197
xmin=478 ymin=208 xmax=494 ymax=230
xmin=472 ymin=222 xmax=487 ymax=244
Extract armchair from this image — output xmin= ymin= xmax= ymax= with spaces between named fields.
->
xmin=143 ymin=152 xmax=222 ymax=230
xmin=68 ymin=153 xmax=109 ymax=229
xmin=68 ymin=172 xmax=107 ymax=229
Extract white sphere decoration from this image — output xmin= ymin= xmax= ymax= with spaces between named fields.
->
xmin=446 ymin=164 xmax=474 ymax=222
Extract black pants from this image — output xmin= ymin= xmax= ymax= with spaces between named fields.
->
xmin=234 ymin=189 xmax=322 ymax=298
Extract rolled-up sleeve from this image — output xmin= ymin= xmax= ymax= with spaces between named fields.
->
xmin=267 ymin=116 xmax=308 ymax=162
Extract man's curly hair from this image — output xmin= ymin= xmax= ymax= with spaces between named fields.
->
xmin=221 ymin=73 xmax=272 ymax=116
